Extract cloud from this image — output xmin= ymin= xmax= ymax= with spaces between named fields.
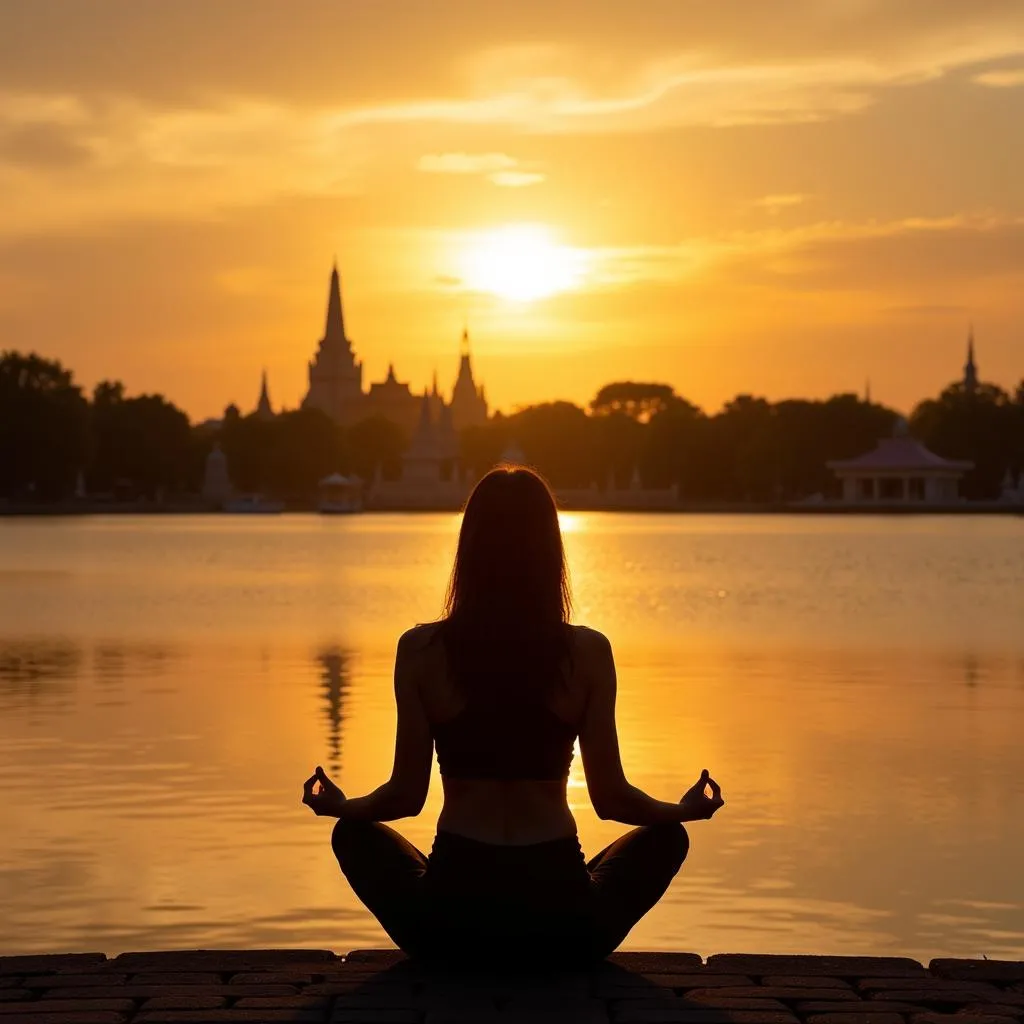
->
xmin=973 ymin=68 xmax=1024 ymax=87
xmin=321 ymin=32 xmax=1024 ymax=135
xmin=3 ymin=1 xmax=1024 ymax=109
xmin=0 ymin=120 xmax=93 ymax=168
xmin=416 ymin=152 xmax=517 ymax=174
xmin=415 ymin=151 xmax=544 ymax=188
xmin=0 ymin=93 xmax=371 ymax=239
xmin=582 ymin=214 xmax=1024 ymax=293
xmin=752 ymin=194 xmax=808 ymax=214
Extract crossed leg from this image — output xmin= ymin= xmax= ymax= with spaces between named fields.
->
xmin=586 ymin=822 xmax=690 ymax=958
xmin=331 ymin=819 xmax=430 ymax=956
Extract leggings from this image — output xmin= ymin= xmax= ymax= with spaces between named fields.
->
xmin=331 ymin=820 xmax=689 ymax=964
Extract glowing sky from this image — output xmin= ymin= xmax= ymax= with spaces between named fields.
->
xmin=1 ymin=1 xmax=1022 ymax=419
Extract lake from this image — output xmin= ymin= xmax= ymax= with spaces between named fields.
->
xmin=1 ymin=513 xmax=1022 ymax=960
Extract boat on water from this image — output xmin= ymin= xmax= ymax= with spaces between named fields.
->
xmin=317 ymin=473 xmax=363 ymax=514
xmin=223 ymin=494 xmax=286 ymax=514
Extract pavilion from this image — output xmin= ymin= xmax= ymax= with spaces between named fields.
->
xmin=827 ymin=421 xmax=974 ymax=505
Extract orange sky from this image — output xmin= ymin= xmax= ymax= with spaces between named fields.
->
xmin=1 ymin=1 xmax=1022 ymax=420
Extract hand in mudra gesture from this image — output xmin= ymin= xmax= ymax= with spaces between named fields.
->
xmin=680 ymin=769 xmax=725 ymax=820
xmin=302 ymin=765 xmax=347 ymax=818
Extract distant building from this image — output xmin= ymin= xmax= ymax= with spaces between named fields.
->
xmin=366 ymin=393 xmax=470 ymax=510
xmin=303 ymin=262 xmax=363 ymax=423
xmin=242 ymin=262 xmax=489 ymax=436
xmin=827 ymin=420 xmax=973 ymax=504
xmin=449 ymin=328 xmax=488 ymax=431
xmin=363 ymin=363 xmax=420 ymax=434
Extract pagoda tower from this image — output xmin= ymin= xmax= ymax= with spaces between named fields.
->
xmin=449 ymin=328 xmax=488 ymax=430
xmin=402 ymin=393 xmax=442 ymax=484
xmin=963 ymin=327 xmax=978 ymax=394
xmin=255 ymin=369 xmax=274 ymax=420
xmin=303 ymin=262 xmax=363 ymax=422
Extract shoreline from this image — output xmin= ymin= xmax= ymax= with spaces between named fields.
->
xmin=2 ymin=501 xmax=1023 ymax=517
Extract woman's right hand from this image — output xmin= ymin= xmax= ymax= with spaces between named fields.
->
xmin=679 ymin=769 xmax=725 ymax=821
xmin=302 ymin=765 xmax=347 ymax=818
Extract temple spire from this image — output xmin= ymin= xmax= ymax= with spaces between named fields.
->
xmin=256 ymin=368 xmax=274 ymax=420
xmin=964 ymin=325 xmax=978 ymax=394
xmin=449 ymin=324 xmax=488 ymax=429
xmin=324 ymin=262 xmax=345 ymax=343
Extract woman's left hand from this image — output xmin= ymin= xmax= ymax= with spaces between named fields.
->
xmin=302 ymin=765 xmax=347 ymax=817
xmin=679 ymin=768 xmax=725 ymax=821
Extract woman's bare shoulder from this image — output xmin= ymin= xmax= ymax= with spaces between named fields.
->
xmin=568 ymin=624 xmax=613 ymax=662
xmin=397 ymin=621 xmax=444 ymax=654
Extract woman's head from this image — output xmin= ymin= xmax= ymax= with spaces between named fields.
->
xmin=444 ymin=466 xmax=571 ymax=627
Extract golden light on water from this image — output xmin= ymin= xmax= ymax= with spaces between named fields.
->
xmin=557 ymin=511 xmax=585 ymax=534
xmin=2 ymin=515 xmax=1024 ymax=956
xmin=459 ymin=224 xmax=588 ymax=302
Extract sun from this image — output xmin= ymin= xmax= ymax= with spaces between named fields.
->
xmin=460 ymin=224 xmax=587 ymax=302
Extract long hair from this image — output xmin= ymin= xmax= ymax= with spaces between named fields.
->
xmin=440 ymin=466 xmax=572 ymax=698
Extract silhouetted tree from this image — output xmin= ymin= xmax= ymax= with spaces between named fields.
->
xmin=6 ymin=349 xmax=1014 ymax=506
xmin=219 ymin=407 xmax=344 ymax=498
xmin=265 ymin=408 xmax=346 ymax=498
xmin=348 ymin=416 xmax=408 ymax=482
xmin=911 ymin=382 xmax=1015 ymax=499
xmin=89 ymin=382 xmax=192 ymax=498
xmin=0 ymin=351 xmax=89 ymax=499
xmin=459 ymin=417 xmax=509 ymax=479
xmin=641 ymin=397 xmax=706 ymax=490
xmin=593 ymin=411 xmax=644 ymax=487
xmin=505 ymin=402 xmax=598 ymax=488
xmin=590 ymin=381 xmax=681 ymax=422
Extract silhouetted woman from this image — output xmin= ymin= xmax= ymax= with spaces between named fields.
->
xmin=302 ymin=467 xmax=724 ymax=963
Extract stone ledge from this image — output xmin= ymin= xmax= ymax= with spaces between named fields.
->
xmin=0 ymin=951 xmax=1019 ymax=1024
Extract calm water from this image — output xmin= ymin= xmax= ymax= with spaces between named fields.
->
xmin=1 ymin=513 xmax=1022 ymax=960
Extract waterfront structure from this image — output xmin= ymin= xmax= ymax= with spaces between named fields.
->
xmin=317 ymin=473 xmax=362 ymax=514
xmin=249 ymin=263 xmax=490 ymax=437
xmin=201 ymin=443 xmax=232 ymax=504
xmin=1001 ymin=469 xmax=1024 ymax=505
xmin=557 ymin=466 xmax=679 ymax=510
xmin=827 ymin=420 xmax=974 ymax=504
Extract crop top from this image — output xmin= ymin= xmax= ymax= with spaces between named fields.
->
xmin=433 ymin=697 xmax=576 ymax=780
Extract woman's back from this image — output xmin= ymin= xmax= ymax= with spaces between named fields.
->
xmin=404 ymin=620 xmax=602 ymax=845
xmin=303 ymin=466 xmax=722 ymax=963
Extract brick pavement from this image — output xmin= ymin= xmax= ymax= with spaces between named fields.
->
xmin=1 ymin=950 xmax=1022 ymax=1023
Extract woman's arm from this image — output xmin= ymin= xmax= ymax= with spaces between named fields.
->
xmin=305 ymin=630 xmax=434 ymax=822
xmin=578 ymin=630 xmax=723 ymax=825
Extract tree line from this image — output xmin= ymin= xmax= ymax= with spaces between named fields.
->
xmin=2 ymin=351 xmax=1022 ymax=504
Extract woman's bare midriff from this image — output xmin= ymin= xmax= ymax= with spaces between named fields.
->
xmin=437 ymin=777 xmax=578 ymax=845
